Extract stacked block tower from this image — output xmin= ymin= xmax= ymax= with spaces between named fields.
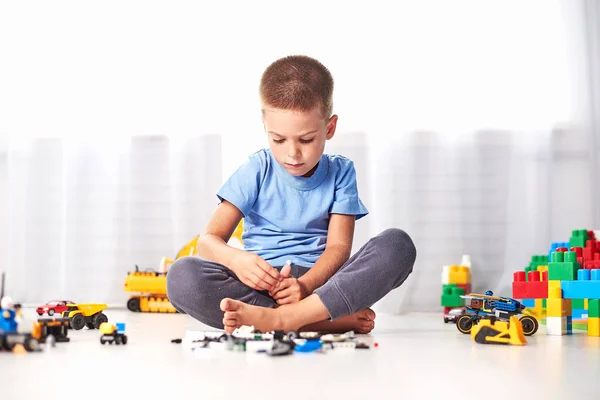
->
xmin=512 ymin=229 xmax=600 ymax=337
xmin=441 ymin=255 xmax=472 ymax=314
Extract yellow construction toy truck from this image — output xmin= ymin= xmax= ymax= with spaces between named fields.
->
xmin=61 ymin=303 xmax=108 ymax=330
xmin=124 ymin=221 xmax=244 ymax=313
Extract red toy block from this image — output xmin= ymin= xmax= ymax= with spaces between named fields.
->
xmin=513 ymin=271 xmax=548 ymax=299
xmin=557 ymin=248 xmax=568 ymax=252
xmin=456 ymin=283 xmax=472 ymax=294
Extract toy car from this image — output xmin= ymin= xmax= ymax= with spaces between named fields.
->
xmin=99 ymin=322 xmax=128 ymax=345
xmin=456 ymin=291 xmax=539 ymax=336
xmin=443 ymin=307 xmax=466 ymax=323
xmin=36 ymin=300 xmax=75 ymax=316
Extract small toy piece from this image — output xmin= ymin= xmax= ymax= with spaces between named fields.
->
xmin=99 ymin=322 xmax=128 ymax=345
xmin=0 ymin=296 xmax=18 ymax=333
xmin=36 ymin=300 xmax=75 ymax=316
xmin=61 ymin=303 xmax=108 ymax=330
xmin=471 ymin=315 xmax=527 ymax=345
xmin=0 ymin=332 xmax=41 ymax=352
xmin=32 ymin=318 xmax=71 ymax=343
xmin=456 ymin=291 xmax=539 ymax=336
xmin=443 ymin=307 xmax=466 ymax=323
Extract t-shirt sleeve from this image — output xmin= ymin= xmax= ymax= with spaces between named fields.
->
xmin=329 ymin=159 xmax=369 ymax=220
xmin=216 ymin=153 xmax=263 ymax=217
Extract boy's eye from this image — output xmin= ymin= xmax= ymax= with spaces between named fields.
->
xmin=273 ymin=138 xmax=285 ymax=144
xmin=300 ymin=138 xmax=314 ymax=144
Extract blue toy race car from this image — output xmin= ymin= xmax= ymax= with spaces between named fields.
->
xmin=456 ymin=290 xmax=539 ymax=336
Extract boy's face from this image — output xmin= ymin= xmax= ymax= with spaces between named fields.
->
xmin=262 ymin=105 xmax=337 ymax=177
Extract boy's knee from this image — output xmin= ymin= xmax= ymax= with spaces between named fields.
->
xmin=166 ymin=256 xmax=202 ymax=309
xmin=381 ymin=228 xmax=417 ymax=269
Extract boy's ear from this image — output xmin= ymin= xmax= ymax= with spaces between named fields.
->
xmin=326 ymin=114 xmax=338 ymax=140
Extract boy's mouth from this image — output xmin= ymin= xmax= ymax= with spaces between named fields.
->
xmin=285 ymin=163 xmax=304 ymax=169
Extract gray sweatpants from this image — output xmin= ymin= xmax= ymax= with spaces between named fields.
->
xmin=166 ymin=228 xmax=416 ymax=329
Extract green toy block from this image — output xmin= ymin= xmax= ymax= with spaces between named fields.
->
xmin=588 ymin=299 xmax=600 ymax=318
xmin=542 ymin=298 xmax=546 ymax=307
xmin=572 ymin=321 xmax=588 ymax=331
xmin=548 ymin=261 xmax=580 ymax=281
xmin=441 ymin=284 xmax=465 ymax=307
xmin=573 ymin=298 xmax=585 ymax=309
xmin=525 ymin=255 xmax=548 ymax=281
xmin=569 ymin=229 xmax=589 ymax=249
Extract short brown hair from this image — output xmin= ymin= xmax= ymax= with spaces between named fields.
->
xmin=259 ymin=55 xmax=334 ymax=118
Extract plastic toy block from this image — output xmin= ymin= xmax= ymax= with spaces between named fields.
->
xmin=522 ymin=299 xmax=535 ymax=307
xmin=441 ymin=284 xmax=465 ymax=307
xmin=566 ymin=316 xmax=573 ymax=333
xmin=441 ymin=265 xmax=450 ymax=284
xmin=585 ymin=298 xmax=588 ymax=309
xmin=583 ymin=240 xmax=600 ymax=261
xmin=588 ymin=299 xmax=600 ymax=318
xmin=456 ymin=283 xmax=472 ymax=294
xmin=561 ymin=281 xmax=600 ymax=299
xmin=548 ymin=242 xmax=570 ymax=261
xmin=448 ymin=266 xmax=471 ymax=285
xmin=547 ymin=298 xmax=572 ymax=317
xmin=584 ymin=254 xmax=600 ymax=270
xmin=589 ymin=317 xmax=600 ymax=336
xmin=548 ymin=280 xmax=562 ymax=294
xmin=548 ymin=286 xmax=561 ymax=299
xmin=548 ymin=256 xmax=580 ymax=281
xmin=546 ymin=316 xmax=569 ymax=335
xmin=570 ymin=229 xmax=589 ymax=249
xmin=572 ymin=309 xmax=587 ymax=319
xmin=573 ymin=321 xmax=588 ymax=331
xmin=572 ymin=298 xmax=585 ymax=309
xmin=512 ymin=271 xmax=548 ymax=299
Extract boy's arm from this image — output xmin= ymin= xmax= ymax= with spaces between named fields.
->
xmin=196 ymin=200 xmax=246 ymax=269
xmin=298 ymin=213 xmax=355 ymax=293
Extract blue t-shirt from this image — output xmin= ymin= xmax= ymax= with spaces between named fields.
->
xmin=216 ymin=148 xmax=368 ymax=267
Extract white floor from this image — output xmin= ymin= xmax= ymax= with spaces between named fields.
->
xmin=2 ymin=308 xmax=600 ymax=400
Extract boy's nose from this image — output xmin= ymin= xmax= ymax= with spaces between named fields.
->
xmin=287 ymin=144 xmax=300 ymax=158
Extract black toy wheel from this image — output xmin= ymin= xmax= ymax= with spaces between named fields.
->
xmin=127 ymin=298 xmax=141 ymax=312
xmin=93 ymin=313 xmax=108 ymax=329
xmin=456 ymin=315 xmax=474 ymax=334
xmin=100 ymin=338 xmax=106 ymax=345
xmin=115 ymin=336 xmax=122 ymax=345
xmin=48 ymin=309 xmax=55 ymax=316
xmin=519 ymin=315 xmax=539 ymax=336
xmin=70 ymin=314 xmax=86 ymax=330
xmin=86 ymin=322 xmax=95 ymax=329
xmin=122 ymin=335 xmax=128 ymax=345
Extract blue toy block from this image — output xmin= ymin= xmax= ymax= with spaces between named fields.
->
xmin=578 ymin=269 xmax=591 ymax=281
xmin=522 ymin=299 xmax=535 ymax=307
xmin=116 ymin=322 xmax=126 ymax=334
xmin=549 ymin=242 xmax=570 ymax=261
xmin=561 ymin=281 xmax=600 ymax=299
xmin=572 ymin=309 xmax=588 ymax=319
xmin=566 ymin=316 xmax=573 ymax=334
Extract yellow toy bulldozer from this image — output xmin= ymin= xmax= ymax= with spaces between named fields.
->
xmin=124 ymin=221 xmax=244 ymax=313
xmin=61 ymin=303 xmax=108 ymax=330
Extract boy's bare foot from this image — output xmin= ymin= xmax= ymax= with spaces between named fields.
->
xmin=300 ymin=308 xmax=376 ymax=334
xmin=220 ymin=298 xmax=283 ymax=333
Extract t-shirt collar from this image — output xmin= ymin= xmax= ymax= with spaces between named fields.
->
xmin=270 ymin=150 xmax=329 ymax=191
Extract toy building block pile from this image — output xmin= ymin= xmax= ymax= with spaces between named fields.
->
xmin=441 ymin=255 xmax=472 ymax=317
xmin=512 ymin=229 xmax=600 ymax=337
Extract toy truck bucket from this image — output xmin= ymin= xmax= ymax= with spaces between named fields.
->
xmin=116 ymin=323 xmax=126 ymax=334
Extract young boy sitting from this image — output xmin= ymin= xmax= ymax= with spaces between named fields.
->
xmin=166 ymin=55 xmax=416 ymax=334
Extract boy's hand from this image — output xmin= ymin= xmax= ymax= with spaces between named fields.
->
xmin=269 ymin=277 xmax=309 ymax=305
xmin=230 ymin=252 xmax=282 ymax=292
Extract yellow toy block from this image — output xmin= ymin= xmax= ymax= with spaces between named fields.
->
xmin=537 ymin=265 xmax=548 ymax=273
xmin=548 ymin=281 xmax=562 ymax=296
xmin=548 ymin=286 xmax=562 ymax=299
xmin=547 ymin=298 xmax=572 ymax=317
xmin=448 ymin=265 xmax=471 ymax=285
xmin=589 ymin=318 xmax=600 ymax=337
xmin=585 ymin=299 xmax=588 ymax=310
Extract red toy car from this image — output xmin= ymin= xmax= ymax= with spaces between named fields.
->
xmin=36 ymin=300 xmax=75 ymax=316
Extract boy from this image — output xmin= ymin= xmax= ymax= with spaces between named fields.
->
xmin=166 ymin=55 xmax=416 ymax=334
